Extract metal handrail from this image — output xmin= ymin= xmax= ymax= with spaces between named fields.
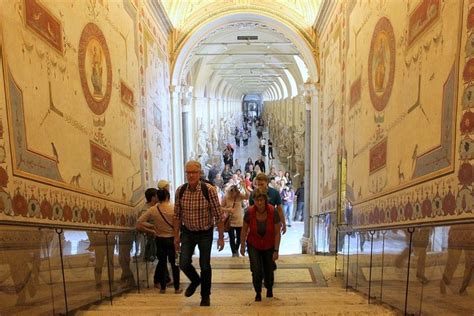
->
xmin=346 ymin=217 xmax=474 ymax=232
xmin=0 ymin=219 xmax=135 ymax=232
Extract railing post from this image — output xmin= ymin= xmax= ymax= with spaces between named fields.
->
xmin=55 ymin=228 xmax=68 ymax=315
xmin=316 ymin=215 xmax=320 ymax=254
xmin=104 ymin=231 xmax=113 ymax=305
xmin=134 ymin=231 xmax=140 ymax=293
xmin=346 ymin=232 xmax=351 ymax=291
xmin=45 ymin=228 xmax=56 ymax=315
xmin=404 ymin=227 xmax=415 ymax=315
xmin=355 ymin=232 xmax=359 ymax=289
xmin=334 ymin=227 xmax=339 ymax=277
xmin=368 ymin=230 xmax=375 ymax=304
xmin=144 ymin=233 xmax=150 ymax=288
xmin=342 ymin=227 xmax=346 ymax=279
xmin=379 ymin=230 xmax=387 ymax=300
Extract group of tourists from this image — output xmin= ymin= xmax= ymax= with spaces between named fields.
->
xmin=209 ymin=155 xmax=305 ymax=228
xmin=136 ymin=159 xmax=293 ymax=306
xmin=133 ymin=114 xmax=307 ymax=306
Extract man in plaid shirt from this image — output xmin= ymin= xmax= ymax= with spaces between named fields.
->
xmin=173 ymin=160 xmax=224 ymax=306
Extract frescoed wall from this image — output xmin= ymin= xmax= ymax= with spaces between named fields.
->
xmin=317 ymin=0 xmax=472 ymax=228
xmin=0 ymin=0 xmax=173 ymax=228
xmin=318 ymin=1 xmax=346 ymax=215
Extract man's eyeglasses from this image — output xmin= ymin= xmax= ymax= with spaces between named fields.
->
xmin=185 ymin=171 xmax=200 ymax=175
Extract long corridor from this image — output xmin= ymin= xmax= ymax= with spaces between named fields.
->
xmin=212 ymin=124 xmax=305 ymax=257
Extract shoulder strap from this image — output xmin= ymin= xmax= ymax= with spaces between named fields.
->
xmin=200 ymin=182 xmax=210 ymax=202
xmin=179 ymin=183 xmax=188 ymax=201
xmin=180 ymin=182 xmax=210 ymax=203
xmin=156 ymin=205 xmax=174 ymax=229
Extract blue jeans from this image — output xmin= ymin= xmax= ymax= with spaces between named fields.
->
xmin=294 ymin=202 xmax=304 ymax=221
xmin=247 ymin=245 xmax=274 ymax=293
xmin=180 ymin=226 xmax=213 ymax=297
xmin=283 ymin=203 xmax=293 ymax=225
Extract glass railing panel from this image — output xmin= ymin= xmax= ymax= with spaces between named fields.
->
xmin=347 ymin=232 xmax=360 ymax=289
xmin=376 ymin=228 xmax=410 ymax=312
xmin=0 ymin=226 xmax=63 ymax=315
xmin=115 ymin=231 xmax=138 ymax=294
xmin=62 ymin=230 xmax=110 ymax=311
xmin=354 ymin=231 xmax=371 ymax=298
xmin=409 ymin=223 xmax=474 ymax=315
xmin=336 ymin=227 xmax=346 ymax=277
xmin=315 ymin=215 xmax=329 ymax=253
xmin=134 ymin=233 xmax=154 ymax=290
xmin=369 ymin=230 xmax=385 ymax=301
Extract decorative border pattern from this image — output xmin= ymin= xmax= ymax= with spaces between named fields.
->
xmin=0 ymin=170 xmax=137 ymax=228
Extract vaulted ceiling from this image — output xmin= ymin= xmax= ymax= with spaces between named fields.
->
xmin=160 ymin=0 xmax=322 ymax=100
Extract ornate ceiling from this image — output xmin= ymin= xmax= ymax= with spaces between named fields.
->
xmin=161 ymin=0 xmax=321 ymax=30
xmin=160 ymin=0 xmax=322 ymax=99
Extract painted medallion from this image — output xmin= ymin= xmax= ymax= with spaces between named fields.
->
xmin=78 ymin=23 xmax=112 ymax=116
xmin=368 ymin=17 xmax=396 ymax=112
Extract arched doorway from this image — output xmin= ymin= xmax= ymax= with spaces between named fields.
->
xmin=168 ymin=10 xmax=320 ymax=254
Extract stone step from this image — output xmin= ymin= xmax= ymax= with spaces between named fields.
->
xmin=77 ymin=256 xmax=397 ymax=315
xmin=78 ymin=304 xmax=396 ymax=316
xmin=110 ymin=290 xmax=365 ymax=304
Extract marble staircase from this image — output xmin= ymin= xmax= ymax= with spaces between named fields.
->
xmin=77 ymin=255 xmax=398 ymax=315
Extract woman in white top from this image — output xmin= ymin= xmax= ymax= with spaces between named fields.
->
xmin=221 ymin=181 xmax=249 ymax=257
xmin=136 ymin=188 xmax=182 ymax=293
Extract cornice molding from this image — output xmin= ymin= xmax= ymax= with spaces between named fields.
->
xmin=314 ymin=0 xmax=337 ymax=34
xmin=146 ymin=0 xmax=173 ymax=36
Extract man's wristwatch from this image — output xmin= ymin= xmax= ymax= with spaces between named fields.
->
xmin=274 ymin=249 xmax=279 ymax=252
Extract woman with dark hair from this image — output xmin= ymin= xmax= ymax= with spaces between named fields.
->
xmin=244 ymin=157 xmax=254 ymax=173
xmin=240 ymin=188 xmax=281 ymax=301
xmin=136 ymin=182 xmax=182 ymax=294
xmin=283 ymin=171 xmax=292 ymax=188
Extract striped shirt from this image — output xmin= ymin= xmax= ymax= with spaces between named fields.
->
xmin=174 ymin=182 xmax=222 ymax=231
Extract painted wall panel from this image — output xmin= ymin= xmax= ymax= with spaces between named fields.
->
xmin=0 ymin=0 xmax=173 ymax=228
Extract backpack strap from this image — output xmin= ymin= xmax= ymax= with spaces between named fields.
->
xmin=200 ymin=182 xmax=210 ymax=202
xmin=178 ymin=182 xmax=210 ymax=203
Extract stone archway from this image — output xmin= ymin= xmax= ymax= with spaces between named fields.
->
xmin=169 ymin=11 xmax=320 ymax=254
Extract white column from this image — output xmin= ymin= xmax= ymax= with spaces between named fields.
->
xmin=301 ymin=81 xmax=319 ymax=254
xmin=170 ymin=85 xmax=184 ymax=186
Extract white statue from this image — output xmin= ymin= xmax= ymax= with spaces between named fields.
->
xmin=294 ymin=122 xmax=305 ymax=164
xmin=210 ymin=120 xmax=218 ymax=153
xmin=195 ymin=118 xmax=207 ymax=158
